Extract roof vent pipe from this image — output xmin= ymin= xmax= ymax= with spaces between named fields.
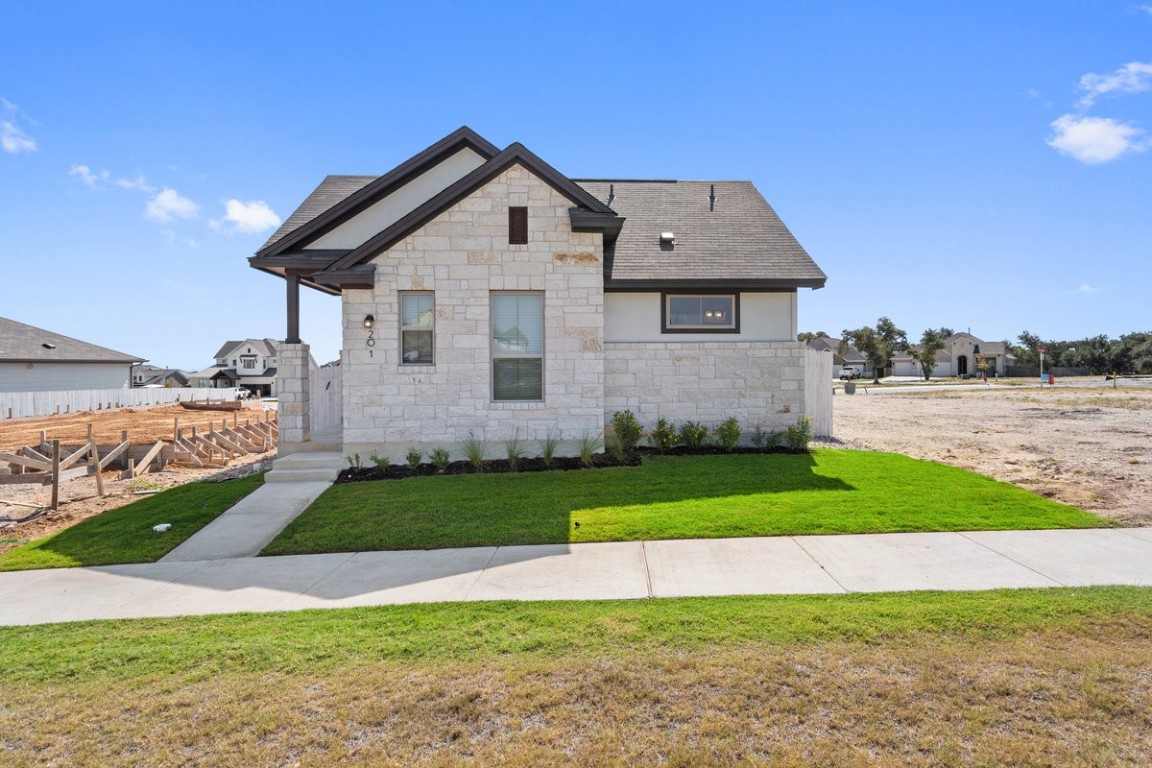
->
xmin=660 ymin=232 xmax=675 ymax=246
xmin=709 ymin=184 xmax=715 ymax=212
xmin=607 ymin=183 xmax=615 ymax=207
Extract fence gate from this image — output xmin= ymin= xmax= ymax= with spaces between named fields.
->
xmin=308 ymin=359 xmax=343 ymax=436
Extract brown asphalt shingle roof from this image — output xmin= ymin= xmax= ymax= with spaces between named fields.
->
xmin=260 ymin=176 xmax=377 ymax=252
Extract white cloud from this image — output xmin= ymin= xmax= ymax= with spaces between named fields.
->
xmin=69 ymin=164 xmax=109 ymax=188
xmin=1047 ymin=114 xmax=1150 ymax=164
xmin=69 ymin=164 xmax=155 ymax=192
xmin=1074 ymin=284 xmax=1106 ymax=294
xmin=1078 ymin=61 xmax=1152 ymax=107
xmin=146 ymin=188 xmax=200 ymax=222
xmin=0 ymin=99 xmax=37 ymax=154
xmin=216 ymin=199 xmax=281 ymax=234
xmin=115 ymin=174 xmax=154 ymax=192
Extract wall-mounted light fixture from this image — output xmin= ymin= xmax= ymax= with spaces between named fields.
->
xmin=363 ymin=314 xmax=375 ymax=329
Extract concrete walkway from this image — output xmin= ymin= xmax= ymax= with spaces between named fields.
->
xmin=3 ymin=527 xmax=1151 ymax=626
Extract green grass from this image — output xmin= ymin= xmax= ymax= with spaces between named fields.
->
xmin=0 ymin=473 xmax=265 ymax=571
xmin=1 ymin=587 xmax=1147 ymax=680
xmin=263 ymin=450 xmax=1104 ymax=555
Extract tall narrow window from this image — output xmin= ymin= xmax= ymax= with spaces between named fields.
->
xmin=491 ymin=292 xmax=543 ymax=400
xmin=508 ymin=206 xmax=528 ymax=245
xmin=400 ymin=292 xmax=435 ymax=365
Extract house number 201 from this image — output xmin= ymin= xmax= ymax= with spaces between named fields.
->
xmin=366 ymin=329 xmax=375 ymax=357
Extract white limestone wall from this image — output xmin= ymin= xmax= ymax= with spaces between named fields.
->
xmin=603 ymin=341 xmax=809 ymax=437
xmin=604 ymin=292 xmax=795 ymax=342
xmin=341 ymin=164 xmax=605 ymax=459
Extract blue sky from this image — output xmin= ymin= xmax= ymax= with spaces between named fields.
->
xmin=2 ymin=1 xmax=1150 ymax=369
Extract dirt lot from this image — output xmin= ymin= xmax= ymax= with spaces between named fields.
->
xmin=0 ymin=403 xmax=276 ymax=554
xmin=832 ymin=379 xmax=1152 ymax=526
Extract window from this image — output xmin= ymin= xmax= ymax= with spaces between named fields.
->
xmin=491 ymin=292 xmax=543 ymax=400
xmin=400 ymin=292 xmax=435 ymax=364
xmin=240 ymin=356 xmax=257 ymax=370
xmin=508 ymin=206 xmax=528 ymax=245
xmin=662 ymin=294 xmax=739 ymax=333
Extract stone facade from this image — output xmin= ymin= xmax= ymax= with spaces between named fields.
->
xmin=340 ymin=165 xmax=606 ymax=458
xmin=604 ymin=341 xmax=809 ymax=436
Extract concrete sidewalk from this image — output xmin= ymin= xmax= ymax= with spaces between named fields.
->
xmin=2 ymin=527 xmax=1150 ymax=626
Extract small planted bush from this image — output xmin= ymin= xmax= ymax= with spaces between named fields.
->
xmin=405 ymin=448 xmax=422 ymax=471
xmin=679 ymin=421 xmax=710 ymax=451
xmin=578 ymin=431 xmax=603 ymax=468
xmin=715 ymin=417 xmax=741 ymax=452
xmin=649 ymin=418 xmax=678 ymax=453
xmin=346 ymin=453 xmax=361 ymax=470
xmin=610 ymin=410 xmax=643 ymax=454
xmin=785 ymin=417 xmax=813 ymax=452
xmin=369 ymin=451 xmax=389 ymax=469
xmin=538 ymin=430 xmax=560 ymax=468
xmin=430 ymin=447 xmax=451 ymax=471
xmin=505 ymin=431 xmax=527 ymax=471
xmin=462 ymin=432 xmax=487 ymax=471
xmin=751 ymin=425 xmax=780 ymax=451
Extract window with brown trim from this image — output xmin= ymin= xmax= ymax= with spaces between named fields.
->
xmin=508 ymin=206 xmax=528 ymax=245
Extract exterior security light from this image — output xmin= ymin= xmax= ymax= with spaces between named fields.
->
xmin=364 ymin=314 xmax=374 ymax=329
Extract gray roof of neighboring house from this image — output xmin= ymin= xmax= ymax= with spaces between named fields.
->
xmin=806 ymin=336 xmax=866 ymax=363
xmin=212 ymin=339 xmax=280 ymax=360
xmin=576 ymin=180 xmax=825 ymax=288
xmin=0 ymin=316 xmax=145 ymax=364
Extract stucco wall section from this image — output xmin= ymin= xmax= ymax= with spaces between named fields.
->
xmin=604 ymin=292 xmax=796 ymax=342
xmin=341 ymin=164 xmax=605 ymax=457
xmin=603 ymin=341 xmax=809 ymax=436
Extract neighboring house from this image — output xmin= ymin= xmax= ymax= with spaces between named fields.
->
xmin=250 ymin=127 xmax=828 ymax=455
xmin=805 ymin=337 xmax=872 ymax=379
xmin=0 ymin=316 xmax=145 ymax=393
xmin=892 ymin=332 xmax=1015 ymax=378
xmin=132 ymin=365 xmax=190 ymax=388
xmin=188 ymin=339 xmax=280 ymax=397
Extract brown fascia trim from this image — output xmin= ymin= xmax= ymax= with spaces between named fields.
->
xmin=255 ymin=126 xmax=502 ymax=259
xmin=311 ymin=265 xmax=376 ymax=290
xmin=569 ymin=208 xmax=625 ymax=243
xmin=604 ymin=279 xmax=824 ymax=291
xmin=248 ymin=250 xmax=351 ymax=271
xmin=325 ymin=143 xmax=620 ymax=273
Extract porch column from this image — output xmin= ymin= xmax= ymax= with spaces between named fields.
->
xmin=277 ymin=342 xmax=311 ymax=452
xmin=286 ymin=274 xmax=301 ymax=344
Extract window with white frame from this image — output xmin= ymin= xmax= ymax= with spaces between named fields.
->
xmin=240 ymin=356 xmax=257 ymax=370
xmin=663 ymin=293 xmax=738 ymax=332
xmin=491 ymin=292 xmax=543 ymax=401
xmin=400 ymin=292 xmax=435 ymax=365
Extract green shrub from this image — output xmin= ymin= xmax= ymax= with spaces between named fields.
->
xmin=346 ymin=453 xmax=361 ymax=470
xmin=505 ymin=431 xmax=527 ymax=471
xmin=462 ymin=432 xmax=487 ymax=471
xmin=405 ymin=448 xmax=422 ymax=470
xmin=610 ymin=410 xmax=643 ymax=454
xmin=679 ymin=421 xmax=710 ymax=451
xmin=430 ymin=448 xmax=451 ymax=471
xmin=715 ymin=417 xmax=741 ymax=452
xmin=648 ymin=418 xmax=678 ymax=453
xmin=785 ymin=417 xmax=812 ymax=452
xmin=578 ymin=432 xmax=603 ymax=468
xmin=538 ymin=430 xmax=560 ymax=468
xmin=751 ymin=426 xmax=781 ymax=451
xmin=369 ymin=451 xmax=389 ymax=469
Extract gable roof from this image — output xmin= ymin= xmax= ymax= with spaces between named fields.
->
xmin=577 ymin=180 xmax=825 ymax=288
xmin=0 ymin=316 xmax=145 ymax=364
xmin=212 ymin=339 xmax=280 ymax=360
xmin=251 ymin=127 xmax=824 ymax=293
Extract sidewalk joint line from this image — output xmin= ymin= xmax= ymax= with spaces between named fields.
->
xmin=462 ymin=546 xmax=501 ymax=601
xmin=790 ymin=535 xmax=851 ymax=593
xmin=640 ymin=540 xmax=654 ymax=598
xmin=957 ymin=532 xmax=1067 ymax=587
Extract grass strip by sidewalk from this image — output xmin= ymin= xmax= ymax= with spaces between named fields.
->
xmin=0 ymin=473 xmax=265 ymax=571
xmin=263 ymin=450 xmax=1103 ymax=555
xmin=1 ymin=587 xmax=1148 ymax=680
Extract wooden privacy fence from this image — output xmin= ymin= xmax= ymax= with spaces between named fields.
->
xmin=309 ymin=359 xmax=342 ymax=435
xmin=804 ymin=348 xmax=834 ymax=438
xmin=1 ymin=387 xmax=243 ymax=421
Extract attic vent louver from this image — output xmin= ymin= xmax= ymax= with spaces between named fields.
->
xmin=660 ymin=232 xmax=675 ymax=246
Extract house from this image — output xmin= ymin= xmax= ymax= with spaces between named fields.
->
xmin=805 ymin=337 xmax=872 ymax=379
xmin=188 ymin=339 xmax=280 ymax=397
xmin=0 ymin=316 xmax=145 ymax=393
xmin=132 ymin=365 xmax=190 ymax=388
xmin=891 ymin=332 xmax=1015 ymax=378
xmin=250 ymin=127 xmax=828 ymax=455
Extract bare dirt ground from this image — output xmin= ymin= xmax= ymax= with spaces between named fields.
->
xmin=0 ymin=403 xmax=276 ymax=554
xmin=832 ymin=379 xmax=1152 ymax=526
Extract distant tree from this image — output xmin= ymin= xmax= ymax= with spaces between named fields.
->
xmin=907 ymin=329 xmax=947 ymax=381
xmin=935 ymin=327 xmax=956 ymax=339
xmin=1015 ymin=330 xmax=1042 ymax=366
xmin=1120 ymin=332 xmax=1152 ymax=373
xmin=842 ymin=317 xmax=908 ymax=383
xmin=797 ymin=331 xmax=830 ymax=343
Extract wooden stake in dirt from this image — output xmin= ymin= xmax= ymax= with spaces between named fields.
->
xmin=51 ymin=439 xmax=60 ymax=510
xmin=89 ymin=438 xmax=105 ymax=497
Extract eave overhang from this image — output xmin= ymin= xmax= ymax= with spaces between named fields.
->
xmin=604 ymin=277 xmax=826 ymax=291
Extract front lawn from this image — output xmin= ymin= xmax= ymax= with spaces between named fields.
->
xmin=262 ymin=450 xmax=1104 ymax=555
xmin=0 ymin=473 xmax=265 ymax=571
